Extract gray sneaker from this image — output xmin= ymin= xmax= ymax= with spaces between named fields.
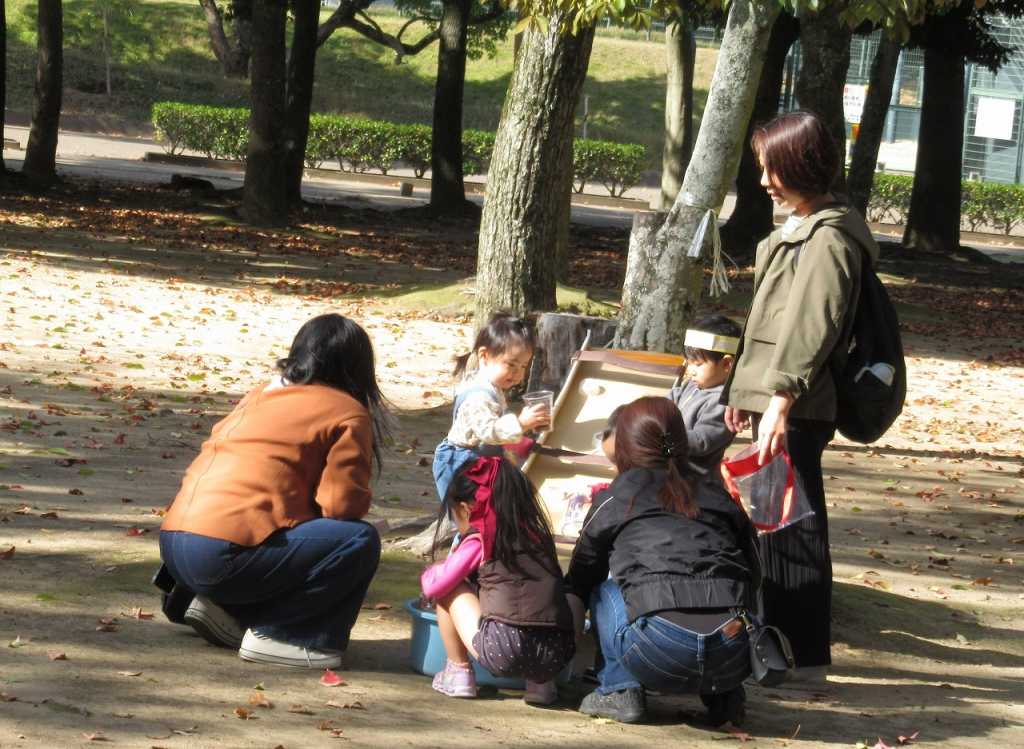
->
xmin=238 ymin=629 xmax=343 ymax=670
xmin=578 ymin=687 xmax=648 ymax=723
xmin=184 ymin=596 xmax=245 ymax=649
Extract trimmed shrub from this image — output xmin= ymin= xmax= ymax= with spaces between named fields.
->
xmin=865 ymin=173 xmax=913 ymax=225
xmin=573 ymin=139 xmax=645 ymax=197
xmin=152 ymin=102 xmax=648 ymax=194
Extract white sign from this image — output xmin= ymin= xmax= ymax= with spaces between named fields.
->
xmin=843 ymin=84 xmax=868 ymax=125
xmin=974 ymin=97 xmax=1016 ymax=141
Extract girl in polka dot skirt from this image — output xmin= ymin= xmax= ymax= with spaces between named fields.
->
xmin=420 ymin=457 xmax=576 ymax=705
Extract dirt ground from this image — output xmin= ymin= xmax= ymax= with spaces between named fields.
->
xmin=0 ymin=182 xmax=1022 ymax=749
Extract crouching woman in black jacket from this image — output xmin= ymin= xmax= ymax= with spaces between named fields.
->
xmin=565 ymin=396 xmax=762 ymax=726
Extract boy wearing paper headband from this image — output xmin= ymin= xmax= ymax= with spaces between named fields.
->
xmin=668 ymin=315 xmax=742 ymax=473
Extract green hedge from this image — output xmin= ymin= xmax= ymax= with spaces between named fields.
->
xmin=866 ymin=172 xmax=1024 ymax=235
xmin=152 ymin=103 xmax=643 ymax=196
xmin=573 ymin=139 xmax=645 ymax=197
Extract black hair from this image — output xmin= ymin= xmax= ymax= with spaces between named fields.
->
xmin=683 ymin=314 xmax=742 ymax=364
xmin=452 ymin=312 xmax=534 ymax=380
xmin=432 ymin=458 xmax=560 ymax=578
xmin=602 ymin=404 xmax=626 ymax=442
xmin=276 ymin=313 xmax=392 ymax=472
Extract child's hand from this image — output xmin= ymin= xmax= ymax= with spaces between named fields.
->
xmin=519 ymin=403 xmax=551 ymax=431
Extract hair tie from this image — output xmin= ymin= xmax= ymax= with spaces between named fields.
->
xmin=660 ymin=433 xmax=678 ymax=461
xmin=464 ymin=457 xmax=501 ymax=559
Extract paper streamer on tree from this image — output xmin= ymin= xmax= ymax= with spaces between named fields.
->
xmin=680 ymin=192 xmax=731 ymax=298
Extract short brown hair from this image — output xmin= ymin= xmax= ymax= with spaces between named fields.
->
xmin=751 ymin=109 xmax=840 ymax=200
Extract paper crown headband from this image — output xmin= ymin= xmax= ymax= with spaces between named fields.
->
xmin=684 ymin=329 xmax=740 ymax=355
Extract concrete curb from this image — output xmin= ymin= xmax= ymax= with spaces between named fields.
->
xmin=142 ymin=152 xmax=650 ymax=210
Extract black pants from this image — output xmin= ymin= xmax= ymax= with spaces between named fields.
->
xmin=753 ymin=416 xmax=835 ymax=668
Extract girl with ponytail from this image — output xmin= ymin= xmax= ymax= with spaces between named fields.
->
xmin=565 ymin=397 xmax=762 ymax=727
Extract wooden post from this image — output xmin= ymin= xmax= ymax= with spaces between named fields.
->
xmin=526 ymin=312 xmax=618 ymax=395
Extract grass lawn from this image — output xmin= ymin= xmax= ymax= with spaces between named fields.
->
xmin=4 ymin=0 xmax=717 ymax=169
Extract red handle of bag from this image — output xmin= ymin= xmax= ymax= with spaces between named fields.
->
xmin=719 ymin=447 xmax=795 ymax=532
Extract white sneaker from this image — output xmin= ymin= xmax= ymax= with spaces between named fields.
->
xmin=184 ymin=596 xmax=245 ymax=649
xmin=238 ymin=629 xmax=343 ymax=669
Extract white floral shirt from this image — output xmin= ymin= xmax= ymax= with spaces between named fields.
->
xmin=445 ymin=373 xmax=524 ymax=448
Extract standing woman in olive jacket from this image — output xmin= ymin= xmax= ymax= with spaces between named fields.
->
xmin=722 ymin=110 xmax=879 ymax=685
xmin=565 ymin=397 xmax=761 ymax=726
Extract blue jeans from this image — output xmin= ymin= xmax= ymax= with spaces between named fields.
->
xmin=160 ymin=519 xmax=380 ymax=651
xmin=590 ymin=578 xmax=750 ymax=696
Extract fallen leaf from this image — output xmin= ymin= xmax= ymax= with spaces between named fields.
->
xmin=0 ymin=546 xmax=14 ymax=558
xmin=898 ymin=731 xmax=920 ymax=744
xmin=82 ymin=732 xmax=108 ymax=741
xmin=326 ymin=700 xmax=364 ymax=709
xmin=49 ymin=652 xmax=68 ymax=661
xmin=317 ymin=720 xmax=333 ymax=730
xmin=68 ymin=488 xmax=84 ymax=495
xmin=321 ymin=668 xmax=344 ymax=686
xmin=234 ymin=706 xmax=254 ymax=719
xmin=288 ymin=704 xmax=314 ymax=715
xmin=249 ymin=692 xmax=270 ymax=708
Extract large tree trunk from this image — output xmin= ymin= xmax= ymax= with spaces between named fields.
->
xmin=239 ymin=0 xmax=288 ymax=227
xmin=199 ymin=0 xmax=252 ymax=78
xmin=429 ymin=0 xmax=473 ymax=210
xmin=720 ymin=12 xmax=799 ymax=253
xmin=283 ymin=0 xmax=320 ymax=205
xmin=903 ymin=47 xmax=965 ymax=253
xmin=793 ymin=3 xmax=853 ymax=193
xmin=475 ymin=16 xmax=595 ymax=318
xmin=22 ymin=0 xmax=63 ymax=181
xmin=659 ymin=15 xmax=695 ymax=208
xmin=847 ymin=37 xmax=901 ymax=217
xmin=616 ymin=0 xmax=779 ymax=353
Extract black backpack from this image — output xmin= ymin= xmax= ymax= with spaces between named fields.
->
xmin=831 ymin=251 xmax=907 ymax=444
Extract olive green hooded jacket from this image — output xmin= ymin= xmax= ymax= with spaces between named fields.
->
xmin=722 ymin=196 xmax=880 ymax=421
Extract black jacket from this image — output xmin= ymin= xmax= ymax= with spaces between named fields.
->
xmin=564 ymin=468 xmax=762 ymax=624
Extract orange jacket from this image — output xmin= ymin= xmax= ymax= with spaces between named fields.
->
xmin=161 ymin=382 xmax=373 ymax=546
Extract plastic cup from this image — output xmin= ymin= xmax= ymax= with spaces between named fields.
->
xmin=522 ymin=390 xmax=554 ymax=431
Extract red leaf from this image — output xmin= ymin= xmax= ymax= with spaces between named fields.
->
xmin=320 ymin=669 xmax=343 ymax=686
xmin=68 ymin=488 xmax=84 ymax=495
xmin=898 ymin=732 xmax=920 ymax=745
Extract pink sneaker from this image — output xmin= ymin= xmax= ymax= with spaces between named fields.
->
xmin=524 ymin=679 xmax=558 ymax=705
xmin=432 ymin=660 xmax=477 ymax=698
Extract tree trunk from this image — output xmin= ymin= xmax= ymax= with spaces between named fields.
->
xmin=475 ymin=16 xmax=595 ymax=318
xmin=199 ymin=0 xmax=251 ymax=78
xmin=793 ymin=2 xmax=853 ymax=193
xmin=659 ymin=16 xmax=695 ymax=208
xmin=429 ymin=0 xmax=473 ymax=210
xmin=23 ymin=0 xmax=63 ymax=181
xmin=616 ymin=0 xmax=779 ymax=353
xmin=239 ymin=0 xmax=288 ymax=227
xmin=847 ymin=37 xmax=900 ymax=217
xmin=526 ymin=312 xmax=618 ymax=394
xmin=102 ymin=8 xmax=111 ymax=95
xmin=903 ymin=47 xmax=965 ymax=253
xmin=283 ymin=0 xmax=320 ymax=205
xmin=720 ymin=12 xmax=799 ymax=252
xmin=1 ymin=0 xmax=7 ymax=178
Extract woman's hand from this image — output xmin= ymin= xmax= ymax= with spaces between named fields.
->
xmin=724 ymin=406 xmax=751 ymax=433
xmin=757 ymin=392 xmax=795 ymax=465
xmin=518 ymin=403 xmax=551 ymax=431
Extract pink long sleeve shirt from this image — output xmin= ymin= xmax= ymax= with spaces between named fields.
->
xmin=421 ymin=535 xmax=484 ymax=599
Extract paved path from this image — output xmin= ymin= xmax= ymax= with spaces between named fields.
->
xmin=5 ymin=124 xmax=1024 ymax=264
